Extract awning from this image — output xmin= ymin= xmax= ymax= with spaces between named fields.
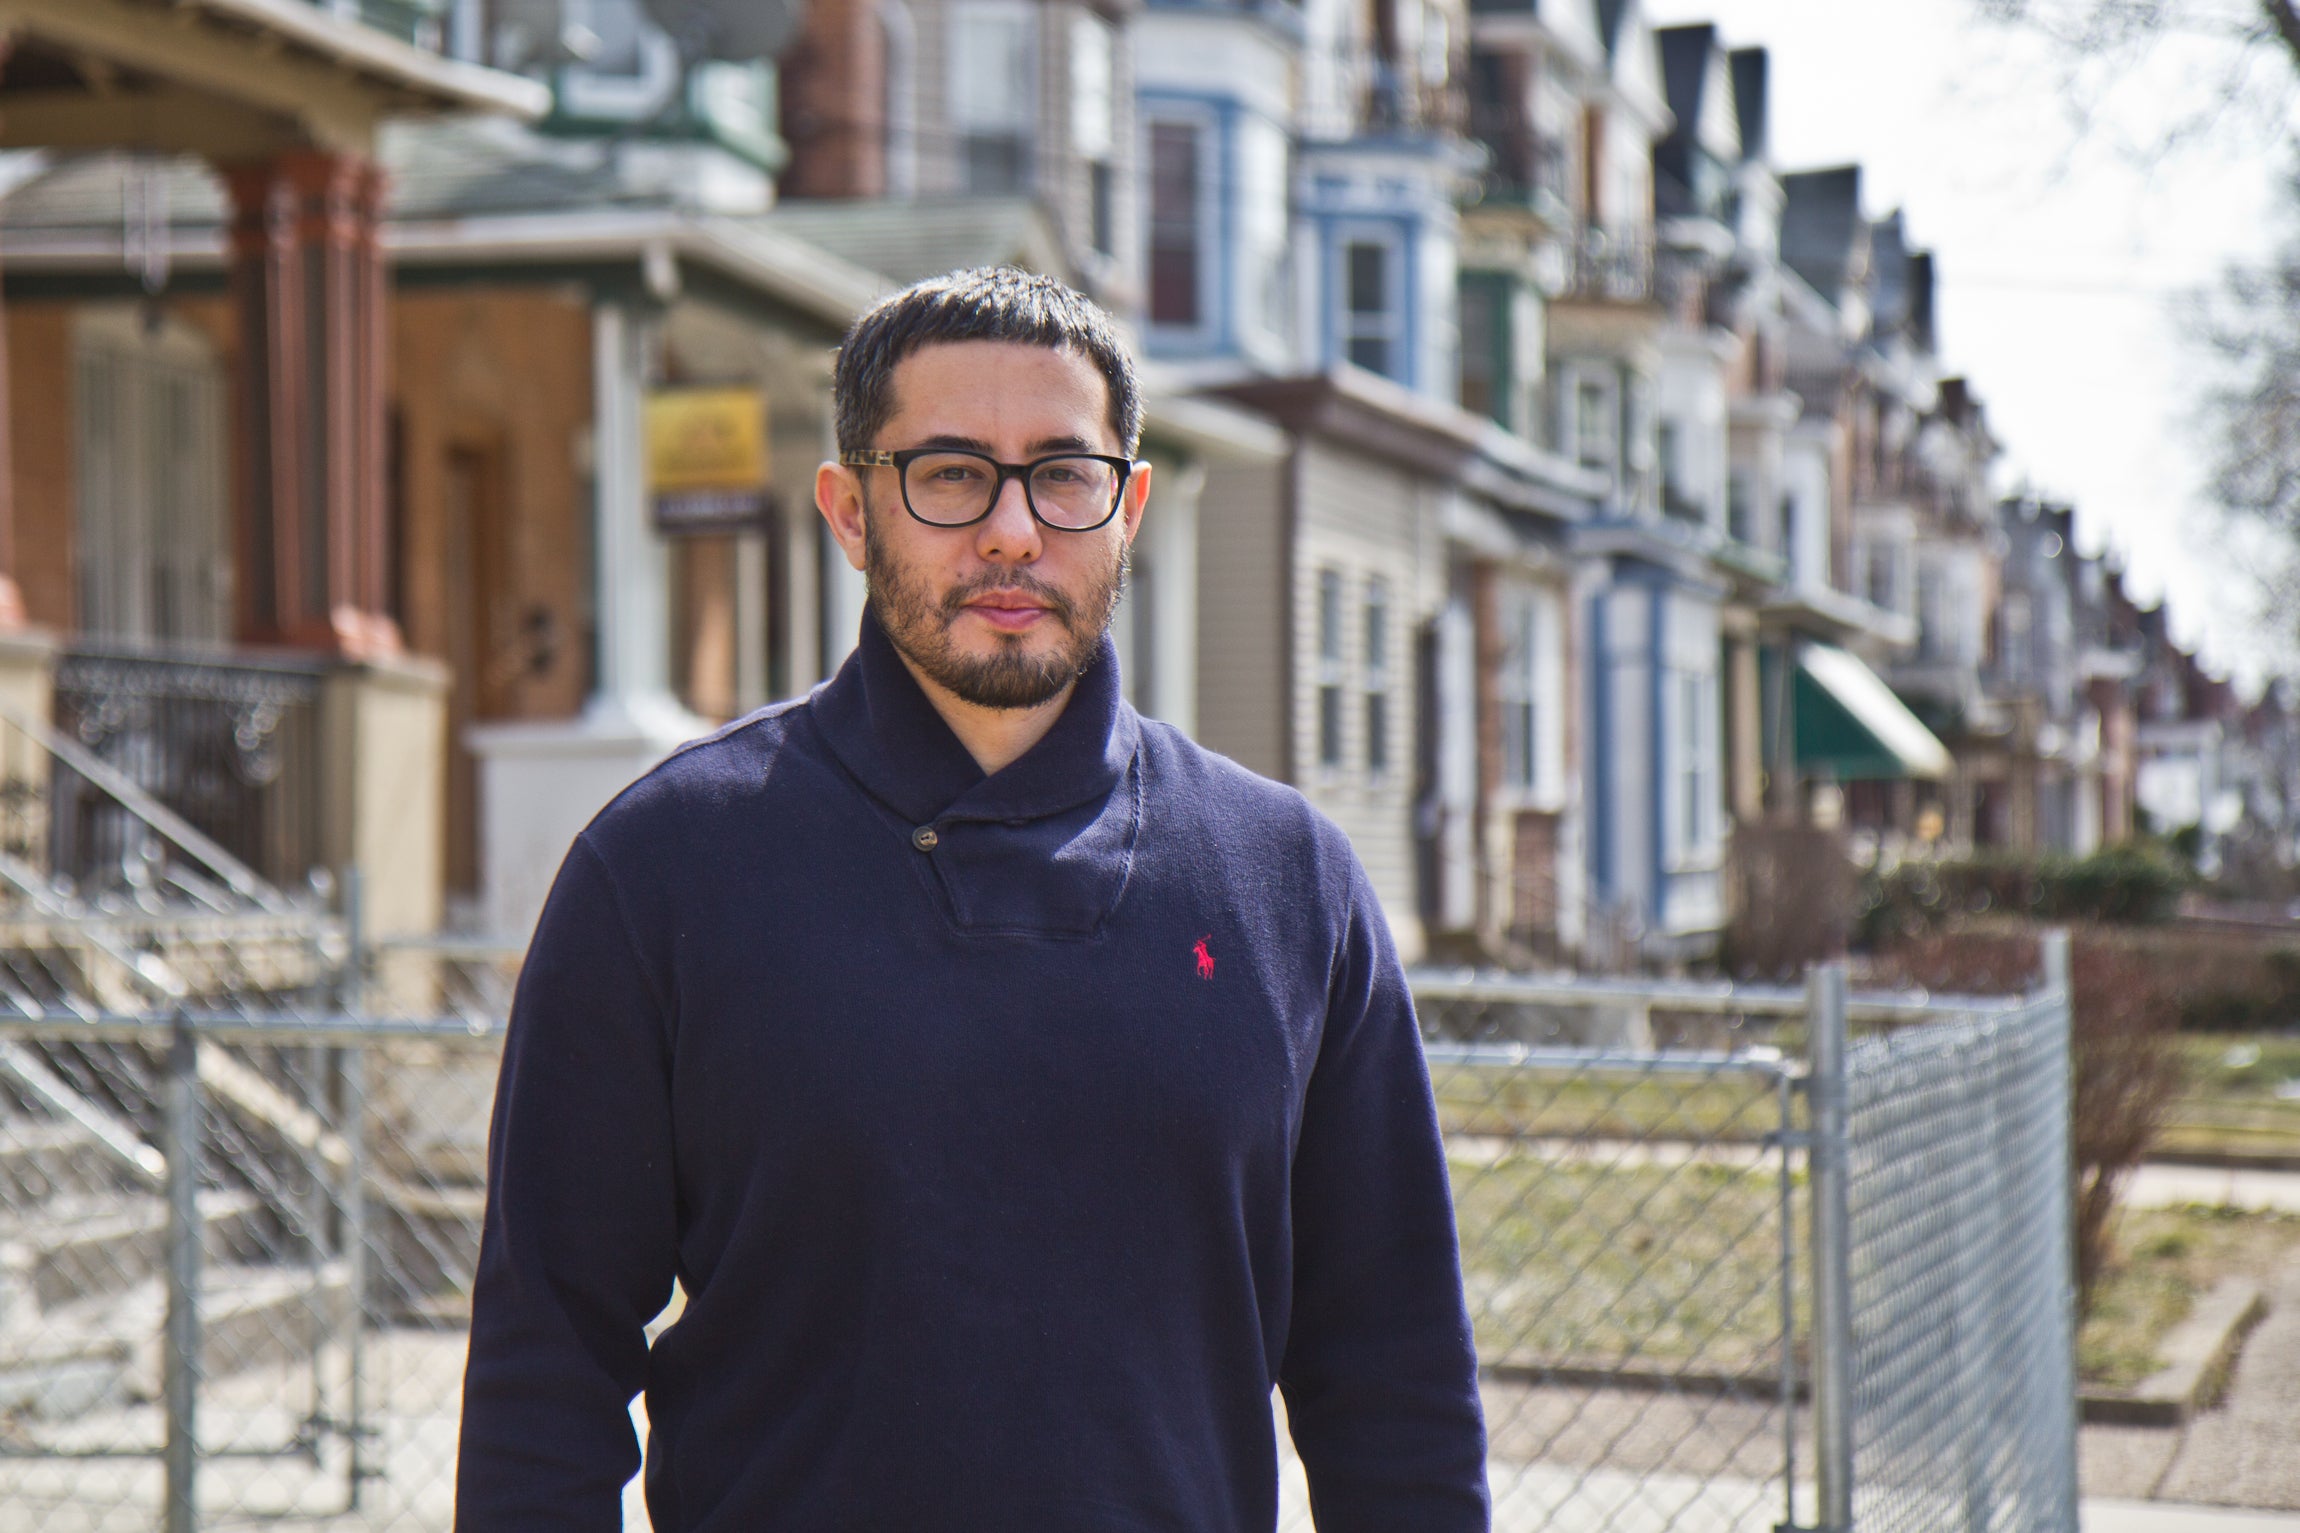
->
xmin=1793 ymin=643 xmax=1953 ymax=781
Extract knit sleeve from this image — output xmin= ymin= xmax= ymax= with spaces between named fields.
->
xmin=1277 ymin=859 xmax=1490 ymax=1532
xmin=456 ymin=834 xmax=679 ymax=1532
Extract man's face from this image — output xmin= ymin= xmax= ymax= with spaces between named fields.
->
xmin=822 ymin=340 xmax=1150 ymax=711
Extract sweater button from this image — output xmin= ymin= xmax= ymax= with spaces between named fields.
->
xmin=910 ymin=824 xmax=940 ymax=852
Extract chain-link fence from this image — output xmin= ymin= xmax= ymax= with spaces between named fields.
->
xmin=1835 ymin=975 xmax=2080 ymax=1533
xmin=0 ymin=697 xmax=2077 ymax=1533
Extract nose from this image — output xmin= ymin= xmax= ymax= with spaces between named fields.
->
xmin=973 ymin=468 xmax=1043 ymax=564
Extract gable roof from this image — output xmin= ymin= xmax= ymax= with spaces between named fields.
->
xmin=1780 ymin=164 xmax=1864 ymax=300
xmin=762 ymin=197 xmax=1074 ymax=289
xmin=1657 ymin=24 xmax=1715 ymax=129
xmin=1729 ymin=47 xmax=1769 ymax=161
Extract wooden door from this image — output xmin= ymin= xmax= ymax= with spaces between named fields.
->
xmin=441 ymin=442 xmax=508 ymax=897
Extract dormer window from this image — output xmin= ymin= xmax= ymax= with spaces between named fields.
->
xmin=950 ymin=1 xmax=1036 ymax=194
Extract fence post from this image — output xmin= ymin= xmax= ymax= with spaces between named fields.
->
xmin=339 ymin=865 xmax=371 ymax=1509
xmin=162 ymin=1016 xmax=201 ymax=1533
xmin=2037 ymin=926 xmax=2080 ymax=1533
xmin=1806 ymin=961 xmax=1854 ymax=1533
xmin=2038 ymin=927 xmax=2070 ymax=1004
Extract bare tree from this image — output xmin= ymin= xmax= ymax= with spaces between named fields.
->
xmin=1975 ymin=0 xmax=2300 ymax=155
xmin=2192 ymin=249 xmax=2300 ymax=662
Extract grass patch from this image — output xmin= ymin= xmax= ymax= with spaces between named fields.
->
xmin=1449 ymin=1154 xmax=1803 ymax=1374
xmin=2079 ymin=1203 xmax=2300 ymax=1390
xmin=2159 ymin=1035 xmax=2300 ymax=1160
xmin=1431 ymin=1060 xmax=1789 ymax=1144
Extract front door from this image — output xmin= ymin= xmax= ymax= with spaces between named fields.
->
xmin=441 ymin=441 xmax=509 ymax=900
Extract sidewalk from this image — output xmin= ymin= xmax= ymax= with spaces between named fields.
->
xmin=2127 ymin=1162 xmax=2300 ymax=1214
xmin=2089 ymin=1500 xmax=2300 ymax=1530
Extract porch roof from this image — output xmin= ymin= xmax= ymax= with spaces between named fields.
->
xmin=0 ymin=0 xmax=547 ymax=158
xmin=1795 ymin=642 xmax=1953 ymax=783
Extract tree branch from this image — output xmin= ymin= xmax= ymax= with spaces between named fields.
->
xmin=2264 ymin=0 xmax=2300 ymax=74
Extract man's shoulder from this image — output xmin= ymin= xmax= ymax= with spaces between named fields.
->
xmin=581 ymin=693 xmax=824 ymax=852
xmin=1134 ymin=718 xmax=1356 ymax=867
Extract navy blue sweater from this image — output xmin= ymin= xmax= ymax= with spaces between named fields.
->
xmin=456 ymin=609 xmax=1487 ymax=1531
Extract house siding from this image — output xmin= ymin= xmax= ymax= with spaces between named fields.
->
xmin=1292 ymin=443 xmax=1441 ymax=957
xmin=1192 ymin=451 xmax=1288 ymax=779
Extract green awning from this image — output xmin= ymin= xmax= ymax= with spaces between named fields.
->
xmin=1793 ymin=644 xmax=1953 ymax=782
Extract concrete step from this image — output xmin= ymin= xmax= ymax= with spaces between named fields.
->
xmin=0 ymin=1118 xmax=142 ymax=1205
xmin=0 ymin=1258 xmax=350 ymax=1420
xmin=2 ymin=1187 xmax=267 ymax=1312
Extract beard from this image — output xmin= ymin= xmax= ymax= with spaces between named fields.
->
xmin=862 ymin=503 xmax=1127 ymax=711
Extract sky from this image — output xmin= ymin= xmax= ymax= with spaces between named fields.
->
xmin=1639 ymin=0 xmax=2290 ymax=687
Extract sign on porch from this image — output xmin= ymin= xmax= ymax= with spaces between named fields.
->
xmin=645 ymin=386 xmax=771 ymax=533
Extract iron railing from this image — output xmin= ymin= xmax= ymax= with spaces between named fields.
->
xmin=50 ymin=645 xmax=328 ymax=900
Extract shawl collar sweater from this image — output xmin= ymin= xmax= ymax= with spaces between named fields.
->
xmin=457 ymin=609 xmax=1488 ymax=1531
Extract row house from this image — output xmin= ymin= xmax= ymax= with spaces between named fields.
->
xmin=2131 ymin=601 xmax=2242 ymax=866
xmin=2228 ymin=683 xmax=2300 ymax=881
xmin=1458 ymin=0 xmax=1726 ymax=964
xmin=0 ymin=0 xmax=547 ymax=942
xmin=1119 ymin=0 xmax=1606 ymax=963
xmin=0 ymin=0 xmax=880 ymax=938
xmin=22 ymin=0 xmax=2232 ymax=972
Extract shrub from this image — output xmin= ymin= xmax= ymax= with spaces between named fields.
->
xmin=1856 ymin=845 xmax=2190 ymax=946
xmin=1862 ymin=923 xmax=2186 ymax=1313
xmin=1721 ymin=824 xmax=1857 ymax=981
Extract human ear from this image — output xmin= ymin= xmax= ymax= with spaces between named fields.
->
xmin=815 ymin=462 xmax=870 ymax=573
xmin=1119 ymin=460 xmax=1153 ymax=547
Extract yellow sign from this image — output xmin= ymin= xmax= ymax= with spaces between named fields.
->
xmin=645 ymin=388 xmax=768 ymax=494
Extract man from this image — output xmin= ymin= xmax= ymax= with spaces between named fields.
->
xmin=457 ymin=268 xmax=1487 ymax=1530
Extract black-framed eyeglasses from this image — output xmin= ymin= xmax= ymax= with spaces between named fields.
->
xmin=839 ymin=447 xmax=1135 ymax=532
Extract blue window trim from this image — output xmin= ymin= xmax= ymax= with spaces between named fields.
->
xmin=1140 ymin=87 xmax=1269 ymax=357
xmin=1587 ymin=557 xmax=1714 ymax=925
xmin=1586 ymin=585 xmax=1613 ymax=905
xmin=1302 ymin=209 xmax=1420 ymax=390
xmin=1648 ymin=579 xmax=1670 ymax=922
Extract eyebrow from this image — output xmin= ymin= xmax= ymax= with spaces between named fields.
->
xmin=906 ymin=432 xmax=1106 ymax=456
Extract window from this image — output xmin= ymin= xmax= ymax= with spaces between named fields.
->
xmin=1071 ymin=13 xmax=1116 ymax=255
xmin=950 ymin=2 xmax=1035 ymax=194
xmin=879 ymin=0 xmax=918 ymax=197
xmin=1364 ymin=579 xmax=1391 ymax=775
xmin=1148 ymin=120 xmax=1202 ymax=327
xmin=1500 ymin=594 xmax=1541 ymax=794
xmin=1917 ymin=563 xmax=1944 ymax=660
xmin=1342 ymin=236 xmax=1402 ymax=378
xmin=1458 ymin=277 xmax=1501 ymax=423
xmin=1679 ymin=670 xmax=1718 ymax=856
xmin=1727 ymin=474 xmax=1754 ymax=544
xmin=1866 ymin=540 xmax=1899 ymax=612
xmin=1318 ymin=568 xmax=1347 ymax=770
xmin=1657 ymin=419 xmax=1689 ymax=517
xmin=74 ymin=316 xmax=229 ymax=645
xmin=1090 ymin=162 xmax=1115 ymax=258
xmin=1573 ymin=374 xmax=1614 ymax=475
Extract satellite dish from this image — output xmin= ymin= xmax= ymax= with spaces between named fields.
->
xmin=640 ymin=0 xmax=803 ymax=62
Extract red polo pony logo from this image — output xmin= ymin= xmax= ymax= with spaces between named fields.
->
xmin=1192 ymin=935 xmax=1216 ymax=980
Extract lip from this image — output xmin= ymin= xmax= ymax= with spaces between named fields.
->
xmin=962 ymin=595 xmax=1052 ymax=634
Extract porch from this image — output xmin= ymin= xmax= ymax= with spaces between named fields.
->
xmin=0 ymin=0 xmax=543 ymax=941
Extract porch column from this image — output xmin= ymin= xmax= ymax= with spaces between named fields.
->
xmin=0 ymin=254 xmax=23 ymax=630
xmin=221 ymin=151 xmax=397 ymax=655
xmin=467 ymin=299 xmax=705 ymax=938
xmin=0 ymin=38 xmax=24 ymax=631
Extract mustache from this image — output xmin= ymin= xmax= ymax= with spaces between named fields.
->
xmin=939 ymin=570 xmax=1077 ymax=623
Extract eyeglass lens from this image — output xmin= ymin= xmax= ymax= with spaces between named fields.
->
xmin=903 ymin=452 xmax=1121 ymax=529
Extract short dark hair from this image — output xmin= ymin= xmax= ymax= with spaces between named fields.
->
xmin=832 ymin=267 xmax=1141 ymax=458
